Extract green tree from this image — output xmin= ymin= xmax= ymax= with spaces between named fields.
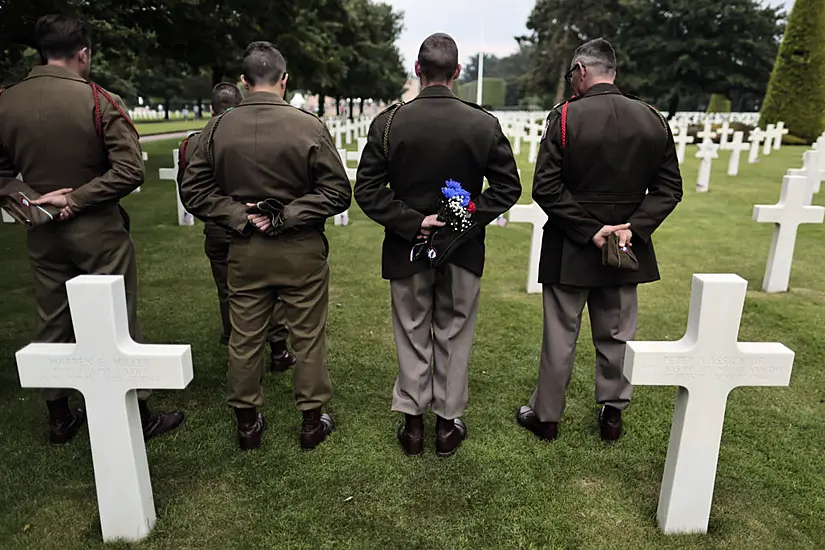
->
xmin=760 ymin=0 xmax=825 ymax=141
xmin=706 ymin=93 xmax=732 ymax=113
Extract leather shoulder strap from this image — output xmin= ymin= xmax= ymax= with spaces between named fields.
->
xmin=179 ymin=134 xmax=196 ymax=172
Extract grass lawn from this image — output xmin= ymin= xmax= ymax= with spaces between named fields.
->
xmin=135 ymin=119 xmax=209 ymax=136
xmin=0 ymin=141 xmax=823 ymax=549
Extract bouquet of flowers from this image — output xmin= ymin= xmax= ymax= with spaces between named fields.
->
xmin=411 ymin=179 xmax=479 ymax=267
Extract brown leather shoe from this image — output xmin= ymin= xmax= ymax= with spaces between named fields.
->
xmin=397 ymin=414 xmax=424 ymax=456
xmin=516 ymin=405 xmax=558 ymax=442
xmin=235 ymin=407 xmax=266 ymax=450
xmin=49 ymin=409 xmax=86 ymax=445
xmin=301 ymin=409 xmax=335 ymax=450
xmin=599 ymin=405 xmax=622 ymax=442
xmin=270 ymin=346 xmax=297 ymax=373
xmin=436 ymin=416 xmax=467 ymax=457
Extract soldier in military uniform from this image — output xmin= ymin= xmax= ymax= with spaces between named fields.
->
xmin=355 ymin=33 xmax=521 ymax=457
xmin=177 ymin=82 xmax=296 ymax=372
xmin=516 ymin=38 xmax=683 ymax=443
xmin=0 ymin=14 xmax=184 ymax=444
xmin=180 ymin=42 xmax=351 ymax=451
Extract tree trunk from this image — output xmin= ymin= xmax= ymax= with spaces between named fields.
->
xmin=318 ymin=92 xmax=325 ymax=117
xmin=359 ymin=98 xmax=365 ymax=116
xmin=211 ymin=66 xmax=224 ymax=88
xmin=666 ymin=92 xmax=680 ymax=120
xmin=553 ymin=57 xmax=568 ymax=106
xmin=348 ymin=98 xmax=355 ymax=121
xmin=196 ymin=98 xmax=203 ymax=119
xmin=164 ymin=96 xmax=171 ymax=120
xmin=336 ymin=96 xmax=343 ymax=116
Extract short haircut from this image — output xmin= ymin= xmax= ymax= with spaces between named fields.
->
xmin=417 ymin=33 xmax=459 ymax=82
xmin=211 ymin=83 xmax=243 ymax=115
xmin=36 ymin=14 xmax=92 ymax=60
xmin=242 ymin=41 xmax=286 ymax=87
xmin=571 ymin=38 xmax=617 ymax=76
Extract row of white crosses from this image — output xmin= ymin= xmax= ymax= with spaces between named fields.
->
xmin=157 ymin=148 xmax=195 ymax=226
xmin=753 ymin=135 xmax=825 ymax=293
xmin=333 ymin=136 xmax=368 ymax=226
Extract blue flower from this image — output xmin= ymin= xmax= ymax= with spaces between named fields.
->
xmin=441 ymin=179 xmax=471 ymax=208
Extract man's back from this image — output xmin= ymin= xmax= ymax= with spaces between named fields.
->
xmin=0 ymin=65 xmax=137 ymax=195
xmin=211 ymin=92 xmax=338 ymax=204
xmin=356 ymin=85 xmax=520 ymax=280
xmin=562 ymin=84 xmax=669 ymax=198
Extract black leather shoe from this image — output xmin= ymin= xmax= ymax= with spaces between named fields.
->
xmin=398 ymin=414 xmax=424 ymax=456
xmin=301 ymin=409 xmax=335 ymax=450
xmin=599 ymin=405 xmax=623 ymax=442
xmin=435 ymin=416 xmax=467 ymax=457
xmin=516 ymin=405 xmax=558 ymax=442
xmin=270 ymin=348 xmax=297 ymax=373
xmin=49 ymin=409 xmax=86 ymax=445
xmin=142 ymin=411 xmax=185 ymax=441
xmin=235 ymin=407 xmax=266 ymax=451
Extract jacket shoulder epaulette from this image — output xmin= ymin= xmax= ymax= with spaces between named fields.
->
xmin=456 ymin=98 xmax=498 ymax=119
xmin=624 ymin=93 xmax=669 ymax=134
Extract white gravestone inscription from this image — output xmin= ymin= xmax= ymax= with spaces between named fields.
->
xmin=508 ymin=202 xmax=547 ymax=294
xmin=753 ymin=175 xmax=825 ymax=293
xmin=16 ymin=275 xmax=193 ymax=542
xmin=695 ymin=139 xmax=719 ymax=193
xmin=624 ymin=273 xmax=794 ymax=535
xmin=726 ymin=132 xmax=749 ymax=177
xmin=158 ymin=150 xmax=195 ymax=226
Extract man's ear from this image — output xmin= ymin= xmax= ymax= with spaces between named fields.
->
xmin=414 ymin=60 xmax=422 ymax=78
xmin=454 ymin=64 xmax=462 ymax=81
xmin=240 ymin=74 xmax=250 ymax=90
xmin=78 ymin=47 xmax=90 ymax=64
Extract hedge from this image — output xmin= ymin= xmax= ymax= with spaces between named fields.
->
xmin=706 ymin=94 xmax=731 ymax=113
xmin=760 ymin=0 xmax=825 ymax=142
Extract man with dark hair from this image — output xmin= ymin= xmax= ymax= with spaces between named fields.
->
xmin=0 ymin=14 xmax=184 ymax=445
xmin=355 ymin=33 xmax=521 ymax=457
xmin=516 ymin=38 xmax=683 ymax=443
xmin=181 ymin=42 xmax=351 ymax=451
xmin=177 ymin=83 xmax=296 ymax=372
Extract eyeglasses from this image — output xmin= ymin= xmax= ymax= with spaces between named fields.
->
xmin=564 ymin=63 xmax=584 ymax=85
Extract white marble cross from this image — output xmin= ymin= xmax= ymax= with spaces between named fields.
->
xmin=508 ymin=202 xmax=547 ymax=294
xmin=527 ymin=121 xmax=543 ymax=164
xmin=16 ymin=275 xmax=193 ymax=542
xmin=334 ymin=148 xmax=355 ymax=226
xmin=762 ymin=124 xmax=776 ymax=156
xmin=753 ymin=175 xmax=825 ymax=292
xmin=158 ymin=150 xmax=195 ymax=226
xmin=696 ymin=122 xmax=717 ymax=142
xmin=695 ymin=139 xmax=719 ymax=193
xmin=718 ymin=121 xmax=733 ymax=149
xmin=787 ymin=149 xmax=824 ymax=204
xmin=748 ymin=129 xmax=764 ymax=164
xmin=624 ymin=273 xmax=794 ymax=535
xmin=773 ymin=122 xmax=788 ymax=150
xmin=673 ymin=129 xmax=695 ymax=165
xmin=726 ymin=132 xmax=750 ymax=176
xmin=133 ymin=152 xmax=148 ymax=194
xmin=483 ymin=168 xmax=522 ymax=227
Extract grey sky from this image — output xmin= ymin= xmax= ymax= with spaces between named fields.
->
xmin=386 ymin=0 xmax=795 ymax=72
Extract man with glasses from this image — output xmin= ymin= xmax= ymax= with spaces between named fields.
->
xmin=516 ymin=38 xmax=683 ymax=443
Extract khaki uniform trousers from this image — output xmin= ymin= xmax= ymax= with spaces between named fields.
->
xmin=25 ymin=204 xmax=149 ymax=401
xmin=390 ymin=264 xmax=481 ymax=421
xmin=203 ymin=222 xmax=288 ymax=343
xmin=226 ymin=230 xmax=332 ymax=410
xmin=531 ymin=284 xmax=638 ymax=423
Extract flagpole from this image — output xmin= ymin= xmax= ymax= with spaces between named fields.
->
xmin=476 ymin=4 xmax=485 ymax=105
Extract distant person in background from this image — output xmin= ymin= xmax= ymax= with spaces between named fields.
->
xmin=516 ymin=38 xmax=683 ymax=443
xmin=0 ymin=14 xmax=185 ymax=444
xmin=177 ymin=82 xmax=296 ymax=372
